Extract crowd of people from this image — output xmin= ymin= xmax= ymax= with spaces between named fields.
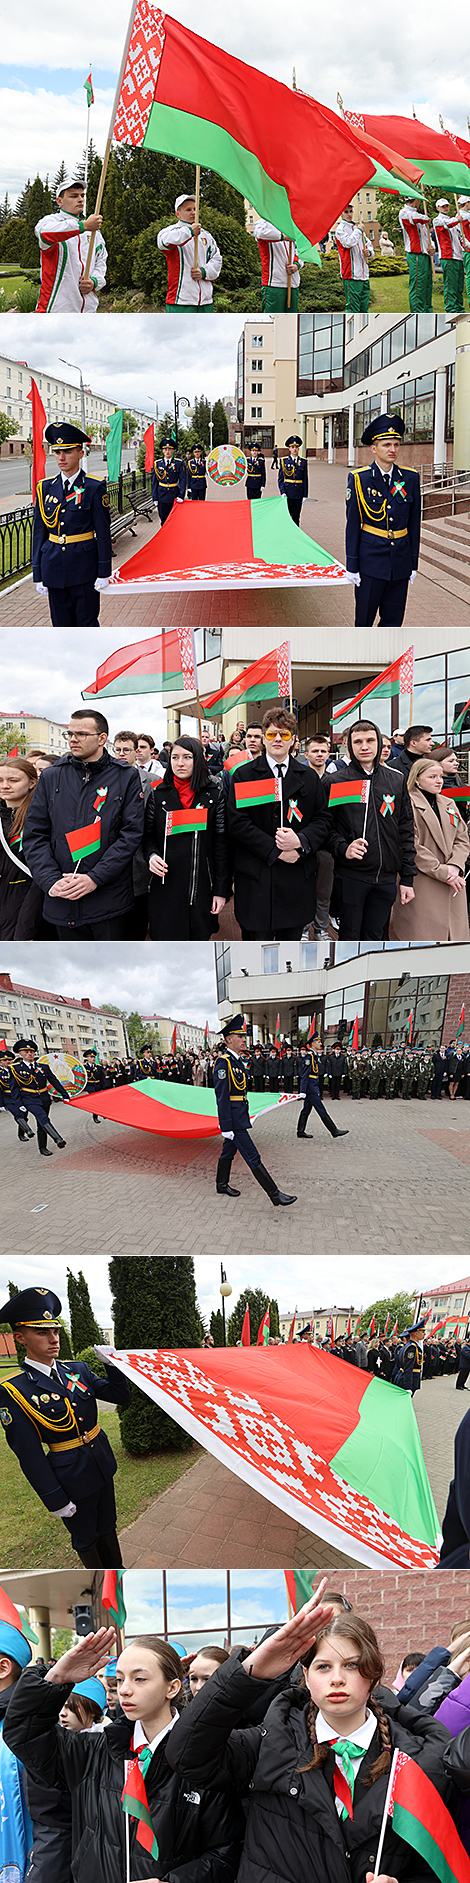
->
xmin=1 ymin=708 xmax=469 ymax=942
xmin=6 ymin=1581 xmax=470 ymax=1882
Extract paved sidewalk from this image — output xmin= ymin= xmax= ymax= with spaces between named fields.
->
xmin=2 ymin=1095 xmax=469 ymax=1257
xmin=1 ymin=463 xmax=466 ymax=628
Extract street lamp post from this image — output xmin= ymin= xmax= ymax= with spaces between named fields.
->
xmin=173 ymin=393 xmax=191 ymax=449
xmin=59 ymin=358 xmax=87 ymax=446
xmin=220 ymin=1264 xmax=232 ymax=1347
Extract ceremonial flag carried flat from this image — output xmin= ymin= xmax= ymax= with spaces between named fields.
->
xmin=166 ymin=807 xmax=208 ymax=836
xmin=71 ymin=1075 xmax=295 ymax=1139
xmin=66 ymin=820 xmax=102 ymax=863
xmin=456 ymin=1003 xmax=465 ymax=1041
xmin=27 ymin=381 xmax=47 ymax=502
xmin=452 ymin=697 xmax=470 ymax=737
xmin=108 ymin=496 xmax=349 ymax=591
xmin=331 ymin=648 xmax=415 ymax=727
xmin=83 ymin=625 xmax=198 ymax=699
xmin=241 ymin=1305 xmax=251 ymax=1348
xmin=111 ymin=7 xmax=405 ymax=255
xmin=329 ymin=779 xmax=369 ymax=807
xmin=376 ymin=1747 xmax=470 ymax=1883
xmin=257 ymin=1306 xmax=270 ymax=1347
xmin=102 ymin=1569 xmax=127 ymax=1628
xmin=234 ymin=775 xmax=281 ymax=810
xmin=343 ymin=112 xmax=470 ymax=189
xmin=203 ymin=642 xmax=292 ymax=718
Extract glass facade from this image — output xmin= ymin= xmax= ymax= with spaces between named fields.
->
xmin=318 ymin=649 xmax=470 ymax=745
xmin=323 ymin=972 xmax=449 ymax=1049
xmin=215 ymin=943 xmax=231 ymax=1003
xmin=194 ymin=627 xmax=222 ymax=666
xmin=297 ymin=314 xmax=453 ymax=441
xmin=298 ymin=312 xmax=345 ymax=395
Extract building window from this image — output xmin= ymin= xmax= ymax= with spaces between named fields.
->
xmin=215 ymin=942 xmax=231 ymax=1002
xmin=251 ymin=335 xmax=263 ymax=346
xmin=301 ymin=942 xmax=318 ymax=969
xmin=263 ymin=945 xmax=279 ymax=975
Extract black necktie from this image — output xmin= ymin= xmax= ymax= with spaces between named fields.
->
xmin=50 ymin=1363 xmax=62 ymax=1383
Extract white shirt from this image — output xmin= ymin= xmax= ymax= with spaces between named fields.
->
xmin=25 ymin=1358 xmax=56 ymax=1377
xmin=125 ymin=1710 xmax=178 ymax=1779
xmin=265 ymin=753 xmax=289 ymax=779
xmin=316 ymin=1707 xmax=377 ymax=1814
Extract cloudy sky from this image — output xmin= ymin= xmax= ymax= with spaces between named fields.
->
xmin=0 ymin=612 xmax=210 ymax=749
xmin=0 ymin=938 xmax=218 ymax=1024
xmin=0 ymin=313 xmax=241 ymax=424
xmin=2 ymin=0 xmax=469 ymax=198
xmin=118 ymin=1566 xmax=289 ymax=1641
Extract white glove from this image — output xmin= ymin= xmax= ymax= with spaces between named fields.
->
xmin=94 ymin=577 xmax=110 ymax=591
xmin=222 ymin=1131 xmax=234 ymax=1140
xmin=409 ymin=570 xmax=417 ymax=586
xmin=177 ymin=497 xmax=184 ymax=503
xmin=52 ymin=1501 xmax=77 ymax=1518
xmin=346 ymin=571 xmax=361 ymax=586
xmin=36 ymin=582 xmax=48 ymax=595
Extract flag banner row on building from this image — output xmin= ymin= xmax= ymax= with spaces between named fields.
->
xmin=71 ymin=1077 xmax=296 ymax=1139
xmin=95 ymin=1343 xmax=440 ymax=1569
xmin=106 ymin=499 xmax=348 ymax=593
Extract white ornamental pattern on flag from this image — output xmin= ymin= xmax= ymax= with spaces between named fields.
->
xmin=399 ymin=645 xmax=415 ymax=695
xmin=276 ymin=641 xmax=292 ymax=697
xmin=114 ymin=0 xmax=166 ymax=146
xmin=176 ymin=623 xmax=198 ymax=692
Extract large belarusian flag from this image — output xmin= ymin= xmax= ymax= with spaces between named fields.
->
xmin=234 ymin=775 xmax=281 ymax=810
xmin=166 ymin=807 xmax=208 ymax=836
xmin=66 ymin=820 xmax=102 ymax=863
xmin=71 ymin=1075 xmax=295 ymax=1139
xmin=343 ymin=111 xmax=470 ymax=189
xmin=111 ymin=6 xmax=409 ymax=254
xmin=380 ymin=1748 xmax=470 ymax=1883
xmin=329 ymin=779 xmax=369 ymax=807
xmin=203 ymin=642 xmax=292 ymax=720
xmin=108 ymin=497 xmax=348 ymax=592
xmin=442 ymin=784 xmax=470 ymax=801
xmin=331 ymin=647 xmax=415 ymax=728
xmin=82 ymin=625 xmax=198 ymax=699
xmin=94 ymin=1341 xmax=440 ymax=1568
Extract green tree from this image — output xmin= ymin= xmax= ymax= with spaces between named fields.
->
xmin=227 ymin=1289 xmax=280 ymax=1346
xmin=209 ymin=1308 xmax=225 ymax=1346
xmin=22 ymin=177 xmax=52 ymax=267
xmin=0 ymin=723 xmax=26 ymax=758
xmin=375 ymin=186 xmax=442 ymax=257
xmin=359 ymin=1291 xmax=415 ymax=1338
xmin=211 ymin=400 xmax=228 ymax=446
xmin=109 ymin=1257 xmax=203 ymax=1454
xmin=67 ymin=1269 xmax=102 ymax=1353
xmin=125 ymin=1012 xmax=160 ymax=1056
xmin=0 ymin=219 xmax=27 ymax=266
xmin=58 ymin=1319 xmax=73 ymax=1360
xmin=52 ymin=1626 xmax=76 ymax=1658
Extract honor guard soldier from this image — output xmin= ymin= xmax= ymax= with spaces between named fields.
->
xmin=394 ymin=1317 xmax=425 ymax=1394
xmin=35 ymin=174 xmax=107 ymax=313
xmin=253 ymin=220 xmax=303 ymax=310
xmin=297 ymin=1042 xmax=348 ymax=1141
xmin=245 ymin=450 xmax=266 ymax=499
xmin=157 ymin=193 xmax=222 ymax=308
xmin=213 ymin=1015 xmax=296 ymax=1207
xmin=433 ymin=200 xmax=465 ymax=313
xmin=82 ymin=1048 xmax=107 ymax=1125
xmin=398 ymin=200 xmax=433 ymax=311
xmin=278 ymin=436 xmax=308 ymax=524
xmin=151 ymin=437 xmax=186 ymax=522
xmin=33 ymin=422 xmax=112 ymax=628
xmin=345 ymin=414 xmax=421 ymax=626
xmin=186 ymin=445 xmax=207 ymax=500
xmin=134 ymin=1044 xmax=160 ymax=1080
xmin=0 ymin=1041 xmax=34 ymax=1142
xmin=0 ymin=1288 xmax=131 ymax=1567
xmin=335 ymin=204 xmax=375 ymax=311
xmin=11 ymin=1039 xmax=70 ymax=1156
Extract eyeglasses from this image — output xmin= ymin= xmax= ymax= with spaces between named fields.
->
xmin=66 ymin=730 xmax=98 ymax=740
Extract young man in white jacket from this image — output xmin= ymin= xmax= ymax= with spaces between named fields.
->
xmin=35 ymin=177 xmax=107 ymax=313
xmin=157 ymin=193 xmax=222 ymax=307
xmin=433 ymin=198 xmax=465 ymax=313
xmin=398 ymin=199 xmax=433 ymax=310
xmin=335 ymin=204 xmax=374 ymax=311
xmin=253 ymin=220 xmax=303 ymax=309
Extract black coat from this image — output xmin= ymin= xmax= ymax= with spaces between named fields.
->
xmin=144 ymin=779 xmax=230 ymax=940
xmin=167 ymin=1655 xmax=458 ymax=1883
xmin=23 ymin=750 xmax=144 ymax=928
xmin=328 ymin=758 xmax=416 ymax=886
xmin=228 ymin=755 xmax=331 ymax=933
xmin=0 ymin=1682 xmax=71 ymax=1883
xmin=0 ymin=806 xmax=44 ymax=938
xmin=3 ymin=1665 xmax=243 ymax=1883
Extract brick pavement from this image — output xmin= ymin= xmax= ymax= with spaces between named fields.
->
xmin=0 ymin=462 xmax=467 ymax=628
xmin=2 ymin=1094 xmax=469 ymax=1257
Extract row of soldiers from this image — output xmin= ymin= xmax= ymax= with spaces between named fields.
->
xmin=220 ymin=1041 xmax=437 ymax=1099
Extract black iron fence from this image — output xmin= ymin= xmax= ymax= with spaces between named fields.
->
xmin=0 ymin=468 xmax=152 ymax=584
xmin=106 ymin=468 xmax=151 ymax=510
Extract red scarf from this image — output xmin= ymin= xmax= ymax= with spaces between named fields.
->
xmin=173 ymin=775 xmax=195 ymax=809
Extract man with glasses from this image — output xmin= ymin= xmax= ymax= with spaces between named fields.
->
xmin=22 ymin=710 xmax=144 ymax=938
xmin=33 ymin=422 xmax=112 ymax=627
xmin=228 ymin=707 xmax=331 ymax=939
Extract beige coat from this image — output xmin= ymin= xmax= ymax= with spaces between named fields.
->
xmin=389 ymin=785 xmax=470 ymax=941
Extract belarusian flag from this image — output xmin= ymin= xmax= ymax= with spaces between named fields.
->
xmin=452 ymin=697 xmax=470 ymax=737
xmin=347 ymin=1311 xmax=352 ymax=1336
xmin=66 ymin=819 xmax=102 ymax=863
xmin=84 ymin=69 xmax=94 ymax=106
xmin=224 ymin=750 xmax=250 ymax=773
xmin=122 ymin=1753 xmax=159 ymax=1860
xmin=204 ymin=1021 xmax=210 ymax=1046
xmin=327 ymin=1313 xmax=335 ymax=1346
xmin=82 ymin=625 xmax=198 ymax=698
xmin=108 ymin=496 xmax=348 ymax=592
xmin=112 ymin=8 xmax=399 ymax=254
xmin=368 ymin=1314 xmax=376 ymax=1338
xmin=384 ymin=1313 xmax=390 ymax=1335
xmin=456 ymin=1004 xmax=465 ymax=1041
xmin=274 ymin=1014 xmax=281 ymax=1048
xmin=392 ymin=1317 xmax=398 ymax=1336
xmin=285 ymin=1570 xmax=319 ymax=1615
xmin=105 ymin=409 xmax=124 ymax=483
xmin=0 ymin=1582 xmax=37 ymax=1646
xmin=241 ymin=1305 xmax=251 ymax=1348
xmin=234 ymin=775 xmax=281 ymax=810
xmin=144 ymin=423 xmax=155 ymax=472
xmin=308 ymin=1016 xmax=320 ymax=1043
xmin=102 ymin=1569 xmax=127 ymax=1628
xmin=407 ymin=1011 xmax=413 ymax=1043
xmin=442 ymin=784 xmax=470 ymax=800
xmin=170 ymin=1024 xmax=178 ymax=1052
xmin=287 ymin=1308 xmax=297 ymax=1343
xmin=331 ymin=647 xmax=415 ymax=727
xmin=166 ymin=807 xmax=208 ymax=835
xmin=382 ymin=1747 xmax=470 ymax=1883
xmin=27 ymin=380 xmax=47 ymax=502
xmin=203 ymin=642 xmax=292 ymax=719
xmin=329 ymin=779 xmax=369 ymax=807
xmin=7 ymin=745 xmax=19 ymax=758
xmin=343 ymin=112 xmax=470 ymax=189
xmin=257 ymin=1306 xmax=270 ymax=1347
xmin=350 ymin=1016 xmax=359 ymax=1050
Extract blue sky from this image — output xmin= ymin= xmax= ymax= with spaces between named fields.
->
xmin=112 ymin=1567 xmax=290 ymax=1643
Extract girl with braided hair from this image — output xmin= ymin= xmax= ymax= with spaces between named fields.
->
xmin=168 ymin=1578 xmax=462 ymax=1883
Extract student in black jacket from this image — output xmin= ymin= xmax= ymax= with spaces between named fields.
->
xmin=23 ymin=710 xmax=144 ymax=938
xmin=144 ymin=737 xmax=230 ymax=939
xmin=228 ymin=708 xmax=331 ymax=939
xmin=328 ymin=720 xmax=416 ymax=940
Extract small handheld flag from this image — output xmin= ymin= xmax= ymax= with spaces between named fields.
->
xmin=329 ymin=779 xmax=369 ymax=807
xmin=66 ymin=819 xmax=101 ymax=865
xmin=374 ymin=1746 xmax=470 ymax=1883
xmin=234 ymin=775 xmax=281 ymax=809
xmin=166 ymin=807 xmax=208 ymax=835
xmin=257 ymin=1306 xmax=270 ymax=1347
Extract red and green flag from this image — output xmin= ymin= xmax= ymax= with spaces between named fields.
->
xmin=274 ymin=1014 xmax=281 ymax=1048
xmin=71 ymin=1075 xmax=294 ymax=1140
xmin=84 ymin=69 xmax=94 ymax=106
xmin=203 ymin=642 xmax=292 ymax=719
xmin=384 ymin=1313 xmax=390 ymax=1335
xmin=380 ymin=1747 xmax=470 ymax=1883
xmin=308 ymin=1015 xmax=320 ymax=1043
xmin=343 ymin=112 xmax=470 ymax=189
xmin=111 ymin=9 xmax=406 ymax=255
xmin=331 ymin=647 xmax=415 ymax=727
xmin=83 ymin=625 xmax=198 ymax=699
xmin=170 ymin=1025 xmax=178 ymax=1053
xmin=122 ymin=1752 xmax=159 ymax=1861
xmin=407 ymin=1011 xmax=413 ymax=1043
xmin=224 ymin=749 xmax=250 ymax=773
xmin=287 ymin=1308 xmax=297 ymax=1343
xmin=27 ymin=380 xmax=47 ymax=503
xmin=442 ymin=784 xmax=470 ymax=801
xmin=105 ymin=409 xmax=124 ymax=484
xmin=166 ymin=807 xmax=208 ymax=836
xmin=7 ymin=745 xmax=19 ymax=758
xmin=452 ymin=697 xmax=470 ymax=737
xmin=204 ymin=1021 xmax=210 ymax=1046
xmin=456 ymin=1004 xmax=465 ymax=1042
xmin=102 ymin=1569 xmax=127 ymax=1628
xmin=367 ymin=1314 xmax=376 ymax=1338
xmin=108 ymin=496 xmax=348 ymax=593
xmin=285 ymin=1570 xmax=320 ymax=1615
xmin=241 ymin=1305 xmax=251 ymax=1348
xmin=350 ymin=1016 xmax=359 ymax=1050
xmin=392 ymin=1317 xmax=399 ymax=1336
xmin=257 ymin=1306 xmax=270 ymax=1347
xmin=66 ymin=819 xmax=102 ymax=864
xmin=234 ymin=775 xmax=281 ymax=811
xmin=143 ymin=423 xmax=155 ymax=472
xmin=0 ymin=1583 xmax=37 ymax=1646
xmin=329 ymin=779 xmax=369 ymax=808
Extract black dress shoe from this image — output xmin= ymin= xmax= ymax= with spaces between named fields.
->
xmin=272 ymin=1192 xmax=297 ymax=1206
xmin=297 ymin=1132 xmax=313 ymax=1138
xmin=332 ymin=1128 xmax=349 ymax=1138
xmin=39 ymin=1147 xmax=54 ymax=1156
xmin=216 ymin=1184 xmax=241 ymax=1197
xmin=54 ymin=1136 xmax=67 ymax=1149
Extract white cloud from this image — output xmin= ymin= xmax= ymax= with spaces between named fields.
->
xmin=0 ymin=88 xmax=113 ymax=198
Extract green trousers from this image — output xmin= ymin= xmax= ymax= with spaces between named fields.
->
xmin=261 ymin=285 xmax=299 ymax=311
xmin=463 ymin=251 xmax=470 ymax=305
xmin=344 ymin=279 xmax=370 ymax=312
xmin=406 ymin=252 xmax=433 ymax=311
xmin=442 ymin=258 xmax=465 ymax=313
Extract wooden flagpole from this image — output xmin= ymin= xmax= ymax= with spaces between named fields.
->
xmin=82 ymin=0 xmax=138 ymax=280
xmin=196 ymin=686 xmax=203 ymax=744
xmin=286 ymin=241 xmax=292 ymax=308
xmin=194 ymin=165 xmax=201 ymax=271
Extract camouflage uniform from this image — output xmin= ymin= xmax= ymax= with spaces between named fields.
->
xmin=383 ymin=1049 xmax=399 ymax=1099
xmin=369 ymin=1050 xmax=384 ymax=1099
xmin=400 ymin=1050 xmax=416 ymax=1099
xmin=416 ymin=1051 xmax=433 ymax=1099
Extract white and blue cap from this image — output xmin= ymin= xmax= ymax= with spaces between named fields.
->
xmin=73 ymin=1677 xmax=107 ymax=1709
xmin=0 ymin=1619 xmax=32 ymax=1670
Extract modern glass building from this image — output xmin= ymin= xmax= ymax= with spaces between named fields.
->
xmin=216 ymin=941 xmax=470 ymax=1051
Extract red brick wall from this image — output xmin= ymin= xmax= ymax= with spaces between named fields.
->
xmin=442 ymin=976 xmax=470 ymax=1048
xmin=316 ymin=1570 xmax=470 ymax=1683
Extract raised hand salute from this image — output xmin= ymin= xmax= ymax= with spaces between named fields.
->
xmin=242 ymin=1576 xmax=333 ymax=1677
xmin=45 ymin=1627 xmax=116 ymax=1685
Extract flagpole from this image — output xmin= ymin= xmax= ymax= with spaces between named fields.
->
xmin=196 ymin=687 xmax=203 ymax=745
xmin=194 ymin=164 xmax=201 ymax=271
xmin=361 ymin=780 xmax=370 ymax=843
xmin=84 ymin=70 xmax=91 ymax=213
xmin=373 ymin=1748 xmax=399 ymax=1878
xmin=82 ymin=0 xmax=138 ymax=280
xmin=287 ymin=240 xmax=292 ymax=309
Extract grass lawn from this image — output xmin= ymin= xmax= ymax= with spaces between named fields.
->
xmin=370 ymin=274 xmax=447 ymax=312
xmin=0 ymin=1403 xmax=200 ymax=1567
xmin=0 ymin=276 xmax=38 ymax=309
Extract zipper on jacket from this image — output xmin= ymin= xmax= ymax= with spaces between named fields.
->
xmin=189 ymin=832 xmax=199 ymax=904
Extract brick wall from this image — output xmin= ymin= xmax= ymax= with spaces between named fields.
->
xmin=315 ymin=1570 xmax=470 ymax=1682
xmin=442 ymin=976 xmax=470 ymax=1047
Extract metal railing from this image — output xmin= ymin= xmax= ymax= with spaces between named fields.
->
xmin=0 ymin=467 xmax=151 ymax=584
